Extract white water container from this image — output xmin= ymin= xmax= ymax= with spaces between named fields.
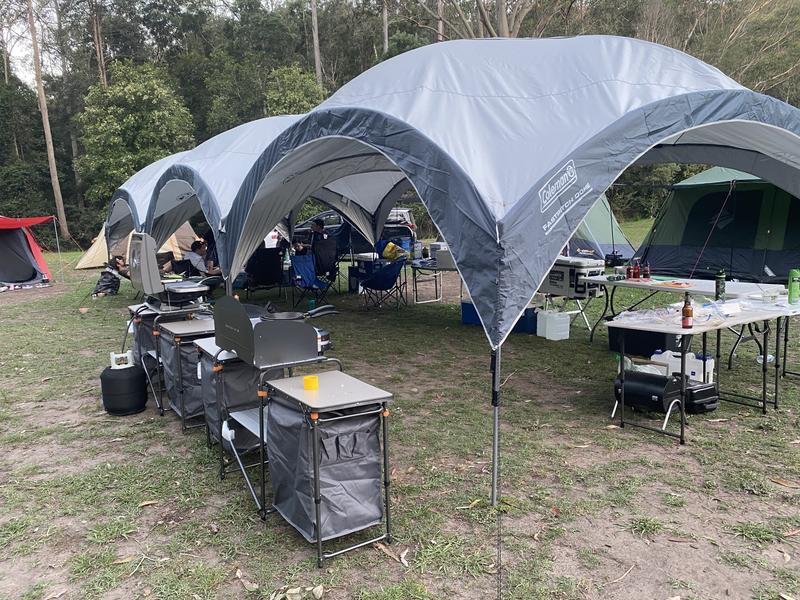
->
xmin=650 ymin=350 xmax=715 ymax=383
xmin=536 ymin=310 xmax=570 ymax=341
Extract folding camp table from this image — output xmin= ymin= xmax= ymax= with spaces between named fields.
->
xmin=584 ymin=275 xmax=785 ymax=345
xmin=607 ymin=304 xmax=788 ymax=443
xmin=410 ymin=258 xmax=459 ymax=304
xmin=157 ymin=318 xmax=216 ymax=431
xmin=262 ymin=370 xmax=393 ymax=567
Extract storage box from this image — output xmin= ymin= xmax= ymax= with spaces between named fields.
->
xmin=461 ymin=301 xmax=537 ymax=334
xmin=536 ymin=310 xmax=570 ymax=340
xmin=650 ymin=351 xmax=715 ymax=383
xmin=608 ymin=327 xmax=689 ymax=358
xmin=539 ymin=256 xmax=605 ymax=299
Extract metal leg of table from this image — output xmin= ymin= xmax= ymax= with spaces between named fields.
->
xmin=761 ymin=322 xmax=769 ymax=415
xmin=155 ymin=333 xmax=165 ymax=416
xmin=774 ymin=317 xmax=782 ymax=409
xmin=783 ymin=317 xmax=790 ymax=377
xmin=702 ymin=332 xmax=707 ymax=383
xmin=728 ymin=324 xmax=765 ymax=370
xmin=382 ymin=404 xmax=393 ymax=544
xmin=678 ymin=335 xmax=688 ymax=445
xmin=311 ymin=414 xmax=324 ymax=568
xmin=590 ymin=285 xmax=610 ymax=343
xmin=619 ymin=332 xmax=625 ymax=429
xmin=175 ymin=338 xmax=188 ymax=432
xmin=258 ymin=391 xmax=267 ymax=520
xmin=217 ymin=368 xmax=226 ymax=480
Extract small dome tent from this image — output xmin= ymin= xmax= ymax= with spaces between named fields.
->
xmin=0 ymin=215 xmax=54 ymax=286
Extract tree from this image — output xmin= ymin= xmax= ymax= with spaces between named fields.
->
xmin=76 ymin=61 xmax=194 ymax=213
xmin=265 ymin=65 xmax=326 ymax=116
xmin=27 ymin=0 xmax=70 ymax=237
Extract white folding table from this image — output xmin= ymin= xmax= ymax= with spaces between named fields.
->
xmin=607 ymin=303 xmax=792 ymax=443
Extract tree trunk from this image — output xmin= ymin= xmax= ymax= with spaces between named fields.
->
xmin=26 ymin=0 xmax=70 ymax=238
xmin=477 ymin=0 xmax=485 ymax=37
xmin=310 ymin=0 xmax=322 ymax=86
xmin=496 ymin=0 xmax=510 ymax=37
xmin=1 ymin=34 xmax=19 ymax=159
xmin=90 ymin=1 xmax=107 ymax=87
xmin=437 ymin=0 xmax=444 ymax=41
xmin=382 ymin=0 xmax=389 ymax=54
xmin=70 ymin=130 xmax=84 ymax=208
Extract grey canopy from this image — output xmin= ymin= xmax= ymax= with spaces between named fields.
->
xmin=221 ymin=35 xmax=800 ymax=348
xmin=105 ymin=152 xmax=188 ymax=252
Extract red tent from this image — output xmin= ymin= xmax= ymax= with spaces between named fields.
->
xmin=0 ymin=215 xmax=55 ymax=285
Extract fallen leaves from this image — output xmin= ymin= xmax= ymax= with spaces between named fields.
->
xmin=112 ymin=555 xmax=136 ymax=565
xmin=137 ymin=500 xmax=158 ymax=508
xmin=235 ymin=568 xmax=259 ymax=592
xmin=43 ymin=590 xmax=67 ymax=600
xmin=770 ymin=477 xmax=800 ymax=489
xmin=784 ymin=529 xmax=800 ymax=538
xmin=373 ymin=542 xmax=411 ymax=568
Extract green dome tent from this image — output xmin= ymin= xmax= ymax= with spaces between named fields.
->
xmin=567 ymin=194 xmax=634 ymax=261
xmin=634 ymin=167 xmax=800 ymax=283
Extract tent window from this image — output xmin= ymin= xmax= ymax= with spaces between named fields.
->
xmin=681 ymin=190 xmax=763 ymax=249
xmin=780 ymin=195 xmax=800 ymax=251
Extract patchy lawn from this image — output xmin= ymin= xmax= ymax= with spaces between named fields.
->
xmin=0 ymin=252 xmax=798 ymax=600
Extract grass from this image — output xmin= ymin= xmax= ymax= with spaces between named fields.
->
xmin=619 ymin=216 xmax=654 ymax=248
xmin=0 ymin=251 xmax=798 ymax=599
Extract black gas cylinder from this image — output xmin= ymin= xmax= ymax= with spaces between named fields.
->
xmin=101 ymin=365 xmax=147 ymax=416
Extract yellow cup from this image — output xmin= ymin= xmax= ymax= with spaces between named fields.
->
xmin=303 ymin=375 xmax=319 ymax=391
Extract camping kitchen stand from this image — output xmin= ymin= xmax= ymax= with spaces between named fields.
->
xmin=608 ymin=308 xmax=785 ymax=443
xmin=126 ymin=303 xmax=203 ymax=414
xmin=263 ymin=371 xmax=393 ymax=568
xmin=156 ymin=317 xmax=216 ymax=431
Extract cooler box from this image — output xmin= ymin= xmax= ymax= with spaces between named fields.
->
xmin=461 ymin=300 xmax=537 ymax=334
xmin=650 ymin=351 xmax=715 ymax=384
xmin=539 ymin=256 xmax=605 ymax=299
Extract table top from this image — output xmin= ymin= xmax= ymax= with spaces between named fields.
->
xmin=607 ymin=304 xmax=792 ymax=335
xmin=411 ymin=259 xmax=458 ymax=272
xmin=583 ymin=275 xmax=785 ymax=298
xmin=193 ymin=337 xmax=240 ymax=362
xmin=266 ymin=370 xmax=392 ymax=411
xmin=159 ymin=317 xmax=216 ymax=337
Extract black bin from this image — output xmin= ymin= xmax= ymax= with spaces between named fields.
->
xmin=101 ymin=366 xmax=147 ymax=416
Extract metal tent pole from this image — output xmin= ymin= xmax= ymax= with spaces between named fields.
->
xmin=490 ymin=346 xmax=502 ymax=506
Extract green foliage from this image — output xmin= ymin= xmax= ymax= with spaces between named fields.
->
xmin=75 ymin=61 xmax=195 ymax=209
xmin=607 ymin=164 xmax=706 ymax=220
xmin=385 ymin=32 xmax=428 ymax=59
xmin=265 ymin=65 xmax=326 ymax=116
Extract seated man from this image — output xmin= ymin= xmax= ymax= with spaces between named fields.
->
xmin=184 ymin=241 xmax=221 ymax=276
xmin=92 ymin=256 xmax=129 ymax=298
xmin=293 ymin=218 xmax=328 ymax=256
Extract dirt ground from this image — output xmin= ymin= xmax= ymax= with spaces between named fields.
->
xmin=1 ymin=255 xmax=798 ymax=600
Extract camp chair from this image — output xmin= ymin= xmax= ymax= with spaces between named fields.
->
xmin=314 ymin=236 xmax=340 ymax=289
xmin=360 ymin=258 xmax=407 ymax=309
xmin=172 ymin=259 xmax=200 ymax=277
xmin=291 ymin=254 xmax=333 ymax=308
xmin=244 ymin=247 xmax=284 ymax=300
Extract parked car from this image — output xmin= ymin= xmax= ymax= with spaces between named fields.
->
xmin=293 ymin=209 xmax=417 ymax=256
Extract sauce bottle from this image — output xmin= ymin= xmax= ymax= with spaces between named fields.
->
xmin=643 ymin=262 xmax=651 ymax=279
xmin=682 ymin=292 xmax=693 ymax=329
xmin=632 ymin=260 xmax=641 ymax=279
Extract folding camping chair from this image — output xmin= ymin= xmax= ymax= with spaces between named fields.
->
xmin=360 ymin=258 xmax=407 ymax=309
xmin=291 ymin=254 xmax=333 ymax=308
xmin=244 ymin=247 xmax=285 ymax=300
xmin=314 ymin=236 xmax=339 ymax=289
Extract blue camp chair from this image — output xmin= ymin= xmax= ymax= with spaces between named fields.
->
xmin=360 ymin=258 xmax=407 ymax=309
xmin=291 ymin=253 xmax=332 ymax=308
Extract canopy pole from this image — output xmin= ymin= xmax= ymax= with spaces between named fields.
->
xmin=490 ymin=346 xmax=502 ymax=506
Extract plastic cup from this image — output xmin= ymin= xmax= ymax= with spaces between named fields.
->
xmin=303 ymin=375 xmax=319 ymax=390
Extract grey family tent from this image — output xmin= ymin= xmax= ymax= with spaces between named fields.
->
xmin=567 ymin=194 xmax=634 ymax=261
xmin=634 ymin=167 xmax=800 ymax=283
xmin=0 ymin=215 xmax=54 ymax=286
xmin=106 ymin=36 xmax=800 ymax=504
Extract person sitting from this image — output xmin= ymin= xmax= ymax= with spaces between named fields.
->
xmin=293 ymin=218 xmax=328 ymax=256
xmin=184 ymin=241 xmax=221 ymax=276
xmin=92 ymin=256 xmax=128 ymax=298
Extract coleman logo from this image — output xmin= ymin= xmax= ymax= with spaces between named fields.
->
xmin=539 ymin=160 xmax=577 ymax=212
